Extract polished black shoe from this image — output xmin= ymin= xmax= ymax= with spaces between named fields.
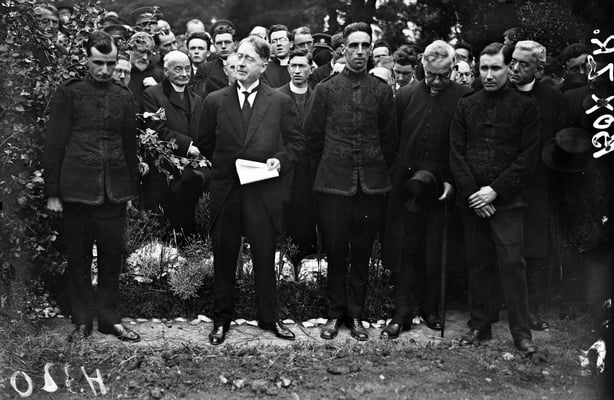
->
xmin=348 ymin=318 xmax=369 ymax=341
xmin=529 ymin=314 xmax=550 ymax=331
xmin=514 ymin=338 xmax=538 ymax=353
xmin=68 ymin=323 xmax=93 ymax=342
xmin=98 ymin=323 xmax=141 ymax=342
xmin=424 ymin=314 xmax=442 ymax=331
xmin=208 ymin=324 xmax=228 ymax=345
xmin=380 ymin=322 xmax=402 ymax=339
xmin=320 ymin=318 xmax=341 ymax=340
xmin=459 ymin=329 xmax=492 ymax=346
xmin=259 ymin=321 xmax=295 ymax=340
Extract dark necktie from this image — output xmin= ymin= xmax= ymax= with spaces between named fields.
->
xmin=241 ymin=87 xmax=258 ymax=131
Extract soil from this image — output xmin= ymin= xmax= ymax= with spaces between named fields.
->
xmin=1 ymin=307 xmax=611 ymax=399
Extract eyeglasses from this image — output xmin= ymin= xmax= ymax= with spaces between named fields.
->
xmin=425 ymin=70 xmax=451 ymax=80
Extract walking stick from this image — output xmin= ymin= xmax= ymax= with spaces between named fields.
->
xmin=440 ymin=201 xmax=449 ymax=338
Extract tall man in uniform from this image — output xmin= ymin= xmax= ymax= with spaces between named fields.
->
xmin=44 ymin=31 xmax=140 ymax=342
xmin=304 ymin=22 xmax=397 ymax=341
xmin=197 ymin=35 xmax=305 ymax=345
xmin=450 ymin=42 xmax=540 ymax=353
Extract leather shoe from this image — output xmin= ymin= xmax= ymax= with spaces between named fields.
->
xmin=98 ymin=323 xmax=141 ymax=342
xmin=424 ymin=314 xmax=442 ymax=331
xmin=348 ymin=318 xmax=369 ymax=341
xmin=209 ymin=324 xmax=228 ymax=345
xmin=515 ymin=338 xmax=538 ymax=353
xmin=320 ymin=318 xmax=341 ymax=340
xmin=380 ymin=322 xmax=402 ymax=339
xmin=259 ymin=321 xmax=295 ymax=340
xmin=459 ymin=329 xmax=492 ymax=346
xmin=529 ymin=314 xmax=550 ymax=331
xmin=68 ymin=323 xmax=92 ymax=342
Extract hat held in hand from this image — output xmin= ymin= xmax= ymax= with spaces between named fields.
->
xmin=542 ymin=127 xmax=597 ymax=172
xmin=400 ymin=161 xmax=444 ymax=213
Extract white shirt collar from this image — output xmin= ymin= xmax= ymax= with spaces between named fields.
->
xmin=516 ymin=78 xmax=536 ymax=92
xmin=237 ymin=79 xmax=260 ymax=93
xmin=289 ymin=82 xmax=308 ymax=94
xmin=170 ymin=82 xmax=185 ymax=93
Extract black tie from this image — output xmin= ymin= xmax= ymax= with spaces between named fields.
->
xmin=241 ymin=87 xmax=257 ymax=132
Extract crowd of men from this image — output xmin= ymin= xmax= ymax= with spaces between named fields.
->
xmin=38 ymin=3 xmax=612 ymax=353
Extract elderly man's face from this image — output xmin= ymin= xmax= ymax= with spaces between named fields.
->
xmin=165 ymin=56 xmax=192 ymax=87
xmin=113 ymin=58 xmax=132 ymax=85
xmin=235 ymin=41 xmax=267 ymax=87
xmin=37 ymin=9 xmax=59 ymax=39
xmin=130 ymin=48 xmax=152 ymax=72
xmin=509 ymin=48 xmax=539 ymax=86
xmin=224 ymin=54 xmax=240 ymax=85
xmin=480 ymin=52 xmax=508 ymax=92
xmin=424 ymin=58 xmax=452 ymax=95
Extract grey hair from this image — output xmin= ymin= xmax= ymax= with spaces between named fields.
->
xmin=514 ymin=40 xmax=547 ymax=67
xmin=421 ymin=40 xmax=455 ymax=68
xmin=163 ymin=50 xmax=190 ymax=69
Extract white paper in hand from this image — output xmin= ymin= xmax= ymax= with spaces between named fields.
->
xmin=235 ymin=159 xmax=279 ymax=185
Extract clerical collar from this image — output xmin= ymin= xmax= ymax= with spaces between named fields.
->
xmin=289 ymin=82 xmax=308 ymax=94
xmin=278 ymin=57 xmax=289 ymax=66
xmin=237 ymin=80 xmax=260 ymax=93
xmin=171 ymin=82 xmax=185 ymax=93
xmin=516 ymin=79 xmax=536 ymax=92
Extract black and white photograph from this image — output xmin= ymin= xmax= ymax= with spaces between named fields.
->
xmin=0 ymin=0 xmax=613 ymax=398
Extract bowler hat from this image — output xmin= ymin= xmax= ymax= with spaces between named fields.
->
xmin=400 ymin=161 xmax=444 ymax=213
xmin=542 ymin=127 xmax=597 ymax=172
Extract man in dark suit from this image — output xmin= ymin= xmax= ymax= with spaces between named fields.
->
xmin=261 ymin=24 xmax=291 ymax=88
xmin=193 ymin=25 xmax=236 ymax=97
xmin=509 ymin=40 xmax=563 ymax=331
xmin=143 ymin=51 xmax=209 ymax=236
xmin=278 ymin=48 xmax=317 ymax=266
xmin=197 ymin=35 xmax=305 ymax=345
xmin=44 ymin=31 xmax=140 ymax=343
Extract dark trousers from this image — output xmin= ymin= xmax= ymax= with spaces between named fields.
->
xmin=462 ymin=208 xmax=531 ymax=341
xmin=392 ymin=204 xmax=444 ymax=322
xmin=63 ymin=201 xmax=126 ymax=326
xmin=318 ymin=190 xmax=384 ymax=319
xmin=212 ymin=184 xmax=279 ymax=325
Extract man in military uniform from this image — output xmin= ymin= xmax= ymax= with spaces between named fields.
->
xmin=44 ymin=31 xmax=140 ymax=343
xmin=303 ymin=22 xmax=397 ymax=341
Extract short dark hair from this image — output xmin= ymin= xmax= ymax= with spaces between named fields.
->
xmin=186 ymin=32 xmax=212 ymax=49
xmin=289 ymin=47 xmax=312 ymax=63
xmin=562 ymin=42 xmax=588 ymax=63
xmin=291 ymin=26 xmax=311 ymax=41
xmin=268 ymin=24 xmax=290 ymax=41
xmin=213 ymin=24 xmax=235 ymax=41
xmin=343 ymin=22 xmax=372 ymax=40
xmin=373 ymin=39 xmax=390 ymax=51
xmin=238 ymin=35 xmax=271 ymax=62
xmin=455 ymin=41 xmax=474 ymax=62
xmin=480 ymin=42 xmax=504 ymax=57
xmin=393 ymin=47 xmax=417 ymax=66
xmin=84 ymin=30 xmax=116 ymax=56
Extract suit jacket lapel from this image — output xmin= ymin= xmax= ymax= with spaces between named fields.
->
xmin=244 ymin=85 xmax=272 ymax=145
xmin=223 ymin=87 xmax=244 ymax=145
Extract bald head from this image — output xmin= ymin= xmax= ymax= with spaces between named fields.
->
xmin=164 ymin=50 xmax=190 ymax=68
xmin=164 ymin=51 xmax=191 ymax=87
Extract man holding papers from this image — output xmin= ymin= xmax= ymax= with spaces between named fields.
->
xmin=197 ymin=35 xmax=304 ymax=345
